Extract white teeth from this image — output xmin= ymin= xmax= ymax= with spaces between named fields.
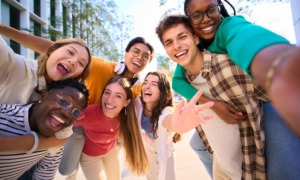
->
xmin=61 ymin=64 xmax=70 ymax=72
xmin=105 ymin=104 xmax=114 ymax=109
xmin=52 ymin=115 xmax=65 ymax=123
xmin=202 ymin=26 xmax=213 ymax=31
xmin=133 ymin=61 xmax=141 ymax=67
xmin=175 ymin=51 xmax=187 ymax=57
xmin=144 ymin=91 xmax=152 ymax=95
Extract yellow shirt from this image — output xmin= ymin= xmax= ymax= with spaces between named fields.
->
xmin=85 ymin=56 xmax=142 ymax=104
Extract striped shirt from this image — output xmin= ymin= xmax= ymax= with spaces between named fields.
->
xmin=0 ymin=104 xmax=63 ymax=180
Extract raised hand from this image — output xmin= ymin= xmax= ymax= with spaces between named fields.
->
xmin=171 ymin=90 xmax=215 ymax=134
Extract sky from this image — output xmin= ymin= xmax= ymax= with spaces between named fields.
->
xmin=114 ymin=0 xmax=296 ymax=75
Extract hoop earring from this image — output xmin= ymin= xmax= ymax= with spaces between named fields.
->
xmin=114 ymin=62 xmax=126 ymax=75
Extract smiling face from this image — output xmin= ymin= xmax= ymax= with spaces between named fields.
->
xmin=45 ymin=43 xmax=89 ymax=82
xmin=187 ymin=0 xmax=221 ymax=42
xmin=31 ymin=86 xmax=87 ymax=137
xmin=162 ymin=23 xmax=200 ymax=68
xmin=142 ymin=74 xmax=161 ymax=106
xmin=101 ymin=82 xmax=131 ymax=119
xmin=124 ymin=43 xmax=151 ymax=75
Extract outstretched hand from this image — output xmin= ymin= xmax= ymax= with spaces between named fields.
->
xmin=172 ymin=90 xmax=215 ymax=134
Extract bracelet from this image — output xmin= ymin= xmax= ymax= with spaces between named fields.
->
xmin=265 ymin=50 xmax=294 ymax=91
xmin=26 ymin=131 xmax=39 ymax=154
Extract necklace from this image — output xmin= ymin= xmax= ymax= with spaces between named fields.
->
xmin=106 ymin=119 xmax=114 ymax=132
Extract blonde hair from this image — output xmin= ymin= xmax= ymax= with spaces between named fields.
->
xmin=101 ymin=76 xmax=149 ymax=175
xmin=37 ymin=38 xmax=92 ymax=83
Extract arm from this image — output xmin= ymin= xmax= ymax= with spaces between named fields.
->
xmin=0 ymin=134 xmax=67 ymax=152
xmin=173 ymin=64 xmax=245 ymax=123
xmin=251 ymin=45 xmax=300 ymax=136
xmin=213 ymin=17 xmax=300 ymax=135
xmin=0 ymin=23 xmax=53 ymax=53
xmin=162 ymin=90 xmax=214 ymax=134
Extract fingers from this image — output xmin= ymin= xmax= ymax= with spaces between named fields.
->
xmin=188 ymin=89 xmax=203 ymax=105
xmin=227 ymin=105 xmax=243 ymax=116
xmin=193 ymin=101 xmax=214 ymax=113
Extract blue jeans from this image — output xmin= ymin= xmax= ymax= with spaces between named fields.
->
xmin=190 ymin=129 xmax=213 ymax=179
xmin=263 ymin=102 xmax=300 ymax=180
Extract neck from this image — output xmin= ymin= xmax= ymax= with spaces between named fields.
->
xmin=122 ymin=70 xmax=135 ymax=81
xmin=28 ymin=104 xmax=38 ymax=132
xmin=185 ymin=50 xmax=203 ymax=79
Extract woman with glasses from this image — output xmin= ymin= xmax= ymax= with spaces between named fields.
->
xmin=172 ymin=0 xmax=300 ymax=179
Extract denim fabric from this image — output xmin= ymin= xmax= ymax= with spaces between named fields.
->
xmin=263 ymin=102 xmax=300 ymax=180
xmin=190 ymin=130 xmax=213 ymax=179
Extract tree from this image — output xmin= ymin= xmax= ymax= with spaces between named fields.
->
xmin=156 ymin=54 xmax=176 ymax=79
xmin=29 ymin=0 xmax=133 ymax=61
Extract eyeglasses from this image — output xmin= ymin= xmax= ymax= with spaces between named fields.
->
xmin=130 ymin=48 xmax=151 ymax=62
xmin=189 ymin=5 xmax=221 ymax=25
xmin=54 ymin=93 xmax=85 ymax=120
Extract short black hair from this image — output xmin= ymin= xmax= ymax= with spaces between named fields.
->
xmin=125 ymin=37 xmax=155 ymax=60
xmin=47 ymin=79 xmax=89 ymax=108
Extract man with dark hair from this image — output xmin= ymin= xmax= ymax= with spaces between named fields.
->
xmin=0 ymin=79 xmax=89 ymax=179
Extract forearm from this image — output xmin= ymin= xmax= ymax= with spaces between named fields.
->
xmin=0 ymin=24 xmax=53 ymax=53
xmin=0 ymin=134 xmax=35 ymax=152
xmin=252 ymin=45 xmax=300 ymax=136
xmin=0 ymin=134 xmax=67 ymax=152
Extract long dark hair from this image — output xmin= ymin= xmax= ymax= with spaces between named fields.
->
xmin=141 ymin=71 xmax=181 ymax=143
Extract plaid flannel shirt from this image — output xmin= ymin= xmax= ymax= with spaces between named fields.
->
xmin=195 ymin=50 xmax=269 ymax=180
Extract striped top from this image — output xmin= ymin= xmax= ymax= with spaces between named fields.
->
xmin=0 ymin=104 xmax=63 ymax=180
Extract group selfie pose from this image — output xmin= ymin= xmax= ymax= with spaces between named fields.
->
xmin=1 ymin=0 xmax=300 ymax=179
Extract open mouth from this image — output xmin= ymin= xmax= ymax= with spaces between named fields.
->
xmin=57 ymin=63 xmax=70 ymax=75
xmin=132 ymin=61 xmax=141 ymax=67
xmin=49 ymin=115 xmax=66 ymax=130
xmin=175 ymin=50 xmax=188 ymax=58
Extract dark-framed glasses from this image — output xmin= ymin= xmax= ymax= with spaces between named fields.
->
xmin=54 ymin=93 xmax=85 ymax=120
xmin=189 ymin=5 xmax=221 ymax=25
xmin=130 ymin=48 xmax=151 ymax=62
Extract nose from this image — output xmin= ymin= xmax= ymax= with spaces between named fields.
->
xmin=173 ymin=40 xmax=182 ymax=50
xmin=68 ymin=58 xmax=77 ymax=67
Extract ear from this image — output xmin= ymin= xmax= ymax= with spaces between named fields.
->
xmin=194 ymin=34 xmax=200 ymax=45
xmin=124 ymin=99 xmax=131 ymax=107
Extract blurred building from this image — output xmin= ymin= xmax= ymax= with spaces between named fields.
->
xmin=0 ymin=0 xmax=117 ymax=59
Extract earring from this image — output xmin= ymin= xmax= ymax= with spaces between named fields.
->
xmin=124 ymin=108 xmax=127 ymax=116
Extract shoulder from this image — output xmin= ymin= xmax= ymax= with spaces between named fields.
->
xmin=90 ymin=56 xmax=117 ymax=69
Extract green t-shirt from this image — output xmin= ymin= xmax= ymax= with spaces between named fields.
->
xmin=173 ymin=16 xmax=290 ymax=100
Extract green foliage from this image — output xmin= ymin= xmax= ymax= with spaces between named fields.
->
xmin=30 ymin=0 xmax=133 ymax=61
xmin=156 ymin=54 xmax=175 ymax=79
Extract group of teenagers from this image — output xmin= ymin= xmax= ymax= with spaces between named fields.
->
xmin=0 ymin=0 xmax=300 ymax=179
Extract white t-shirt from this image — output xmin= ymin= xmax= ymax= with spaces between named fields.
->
xmin=191 ymin=73 xmax=243 ymax=179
